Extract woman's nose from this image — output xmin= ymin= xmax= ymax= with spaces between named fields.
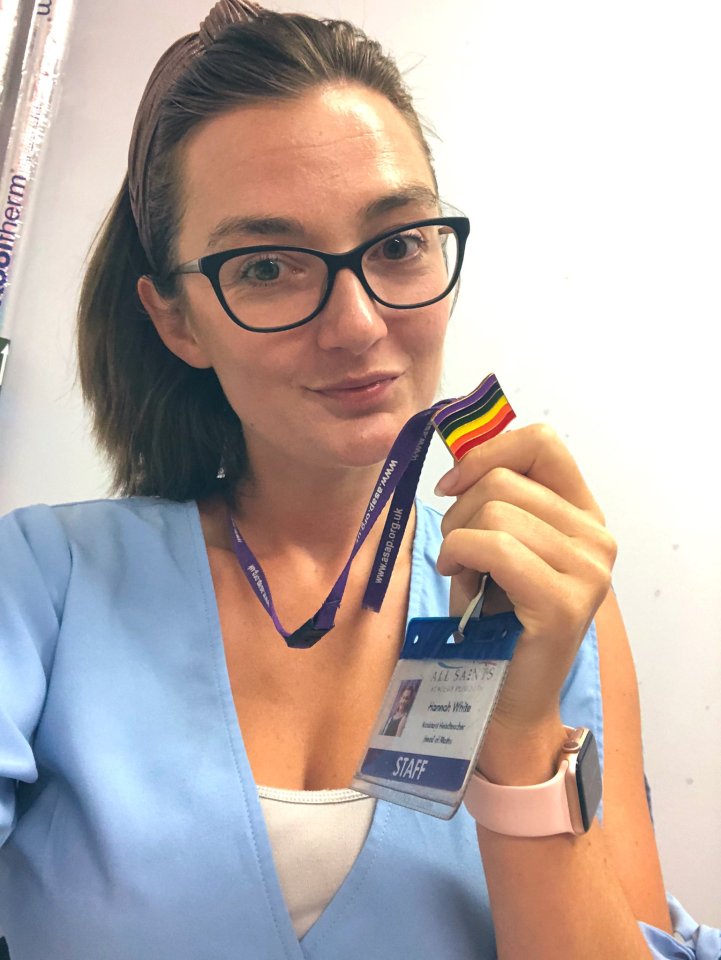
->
xmin=314 ymin=268 xmax=389 ymax=354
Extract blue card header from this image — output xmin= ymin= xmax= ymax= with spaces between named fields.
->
xmin=402 ymin=611 xmax=522 ymax=661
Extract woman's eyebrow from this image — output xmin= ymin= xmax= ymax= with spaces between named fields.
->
xmin=362 ymin=185 xmax=440 ymax=221
xmin=206 ymin=215 xmax=306 ymax=249
xmin=205 ymin=185 xmax=439 ymax=249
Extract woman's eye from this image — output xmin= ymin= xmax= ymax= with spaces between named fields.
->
xmin=243 ymin=258 xmax=282 ymax=282
xmin=376 ymin=232 xmax=424 ymax=261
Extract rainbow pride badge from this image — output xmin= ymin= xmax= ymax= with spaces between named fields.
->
xmin=432 ymin=373 xmax=515 ymax=461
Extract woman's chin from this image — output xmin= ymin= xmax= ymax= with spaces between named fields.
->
xmin=321 ymin=418 xmax=412 ymax=469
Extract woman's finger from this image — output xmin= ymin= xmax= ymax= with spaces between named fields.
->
xmin=446 ymin=500 xmax=609 ymax=578
xmin=441 ymin=465 xmax=614 ymax=553
xmin=437 ymin=526 xmax=611 ymax=640
xmin=436 ymin=423 xmax=603 ymax=520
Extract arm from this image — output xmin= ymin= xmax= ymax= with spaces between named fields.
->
xmin=435 ymin=425 xmax=673 ymax=959
xmin=594 ymin=588 xmax=671 ymax=928
xmin=0 ymin=508 xmax=68 ymax=847
xmin=472 ymin=591 xmax=671 ymax=960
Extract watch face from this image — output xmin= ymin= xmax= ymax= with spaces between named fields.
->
xmin=576 ymin=731 xmax=603 ymax=831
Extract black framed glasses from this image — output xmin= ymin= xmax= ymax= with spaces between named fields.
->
xmin=164 ymin=207 xmax=470 ymax=333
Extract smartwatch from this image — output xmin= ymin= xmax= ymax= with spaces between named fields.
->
xmin=463 ymin=726 xmax=602 ymax=836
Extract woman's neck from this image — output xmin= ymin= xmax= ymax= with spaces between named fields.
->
xmin=232 ymin=454 xmax=391 ymax=567
xmin=197 ymin=447 xmax=417 ymax=638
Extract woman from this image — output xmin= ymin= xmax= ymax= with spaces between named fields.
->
xmin=380 ymin=682 xmax=419 ymax=738
xmin=0 ymin=2 xmax=716 ymax=958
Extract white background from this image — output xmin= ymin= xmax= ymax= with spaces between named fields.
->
xmin=1 ymin=0 xmax=719 ymax=927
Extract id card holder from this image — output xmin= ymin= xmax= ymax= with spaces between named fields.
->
xmin=352 ymin=596 xmax=523 ymax=819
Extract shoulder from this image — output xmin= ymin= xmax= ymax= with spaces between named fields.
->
xmin=3 ymin=496 xmax=194 ymax=542
xmin=1 ymin=497 xmax=206 ymax=634
xmin=1 ymin=497 xmax=198 ymax=580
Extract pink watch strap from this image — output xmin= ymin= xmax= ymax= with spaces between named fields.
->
xmin=463 ymin=762 xmax=575 ymax=836
xmin=463 ymin=726 xmax=586 ymax=836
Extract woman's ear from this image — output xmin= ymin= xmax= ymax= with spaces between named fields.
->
xmin=137 ymin=275 xmax=212 ymax=369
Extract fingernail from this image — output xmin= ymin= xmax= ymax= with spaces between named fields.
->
xmin=434 ymin=466 xmax=460 ymax=496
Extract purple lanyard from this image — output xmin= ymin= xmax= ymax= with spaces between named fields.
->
xmin=228 ymin=399 xmax=450 ymax=649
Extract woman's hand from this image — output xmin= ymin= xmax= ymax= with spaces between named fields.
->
xmin=435 ymin=423 xmax=616 ymax=749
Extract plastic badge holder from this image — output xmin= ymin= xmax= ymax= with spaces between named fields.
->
xmin=353 ymin=582 xmax=523 ymax=819
xmin=353 ymin=375 xmax=520 ymax=817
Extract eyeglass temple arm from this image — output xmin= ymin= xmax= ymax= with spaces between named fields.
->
xmin=171 ymin=260 xmax=203 ymax=277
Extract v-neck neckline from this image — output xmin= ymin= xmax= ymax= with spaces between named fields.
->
xmin=183 ymin=497 xmax=433 ymax=955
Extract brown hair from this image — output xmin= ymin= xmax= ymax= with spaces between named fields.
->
xmin=77 ymin=11 xmax=436 ymax=501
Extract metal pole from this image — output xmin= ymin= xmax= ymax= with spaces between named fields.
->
xmin=0 ymin=0 xmax=76 ymax=391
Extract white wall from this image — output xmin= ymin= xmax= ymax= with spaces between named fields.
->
xmin=1 ymin=0 xmax=719 ymax=926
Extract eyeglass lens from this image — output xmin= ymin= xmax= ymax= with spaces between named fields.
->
xmin=217 ymin=223 xmax=460 ymax=330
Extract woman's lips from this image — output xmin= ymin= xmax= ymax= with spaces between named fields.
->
xmin=311 ymin=374 xmax=401 ymax=405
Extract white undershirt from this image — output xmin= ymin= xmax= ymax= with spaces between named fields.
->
xmin=256 ymin=785 xmax=376 ymax=939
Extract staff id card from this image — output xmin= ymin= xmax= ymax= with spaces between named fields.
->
xmin=352 ymin=609 xmax=523 ymax=819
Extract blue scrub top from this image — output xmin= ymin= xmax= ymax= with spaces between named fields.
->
xmin=0 ymin=498 xmax=713 ymax=959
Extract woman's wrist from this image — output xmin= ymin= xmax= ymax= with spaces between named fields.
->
xmin=475 ymin=715 xmax=568 ymax=787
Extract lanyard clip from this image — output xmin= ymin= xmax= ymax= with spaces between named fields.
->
xmin=285 ymin=598 xmax=341 ymax=648
xmin=286 ymin=619 xmax=328 ymax=649
xmin=452 ymin=573 xmax=489 ymax=643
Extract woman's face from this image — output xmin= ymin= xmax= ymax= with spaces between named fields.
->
xmin=172 ymin=84 xmax=451 ymax=474
xmin=398 ymin=686 xmax=414 ymax=713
